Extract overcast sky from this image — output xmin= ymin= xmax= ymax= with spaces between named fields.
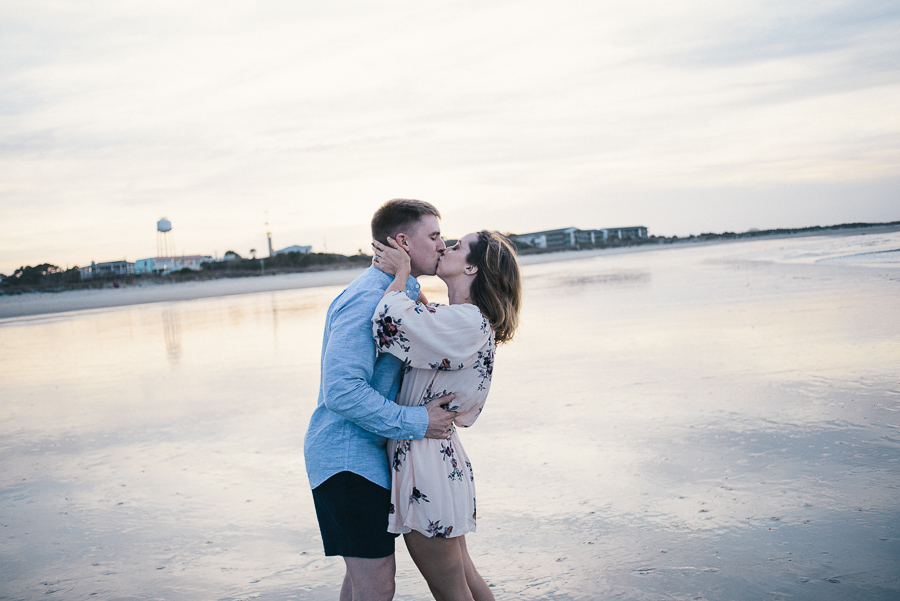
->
xmin=1 ymin=0 xmax=898 ymax=274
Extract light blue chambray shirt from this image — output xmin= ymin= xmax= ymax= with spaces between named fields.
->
xmin=303 ymin=266 xmax=429 ymax=490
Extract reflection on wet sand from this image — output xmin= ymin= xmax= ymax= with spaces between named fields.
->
xmin=162 ymin=307 xmax=181 ymax=362
xmin=552 ymin=270 xmax=651 ymax=288
xmin=0 ymin=233 xmax=898 ymax=600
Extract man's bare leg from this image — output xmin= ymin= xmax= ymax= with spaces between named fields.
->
xmin=340 ymin=568 xmax=353 ymax=601
xmin=342 ymin=555 xmax=396 ymax=601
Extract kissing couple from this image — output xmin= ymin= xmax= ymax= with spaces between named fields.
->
xmin=304 ymin=198 xmax=522 ymax=600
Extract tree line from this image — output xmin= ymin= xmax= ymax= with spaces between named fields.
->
xmin=202 ymin=250 xmax=369 ymax=273
xmin=1 ymin=251 xmax=371 ymax=293
xmin=1 ymin=264 xmax=83 ymax=288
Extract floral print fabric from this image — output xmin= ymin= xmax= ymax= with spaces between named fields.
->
xmin=373 ymin=291 xmax=495 ymax=538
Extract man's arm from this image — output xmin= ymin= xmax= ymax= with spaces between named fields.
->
xmin=322 ymin=289 xmax=456 ymax=439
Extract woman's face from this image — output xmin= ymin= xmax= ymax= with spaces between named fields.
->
xmin=437 ymin=232 xmax=480 ymax=280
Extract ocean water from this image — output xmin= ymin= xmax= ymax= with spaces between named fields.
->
xmin=1 ymin=231 xmax=899 ymax=600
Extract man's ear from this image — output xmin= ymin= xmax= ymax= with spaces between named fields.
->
xmin=394 ymin=233 xmax=411 ymax=250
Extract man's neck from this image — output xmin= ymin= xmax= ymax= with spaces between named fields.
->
xmin=373 ymin=264 xmax=419 ymax=283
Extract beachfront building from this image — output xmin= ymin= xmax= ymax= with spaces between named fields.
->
xmin=274 ymin=245 xmax=312 ymax=255
xmin=134 ymin=255 xmax=211 ymax=275
xmin=79 ymin=260 xmax=135 ymax=279
xmin=601 ymin=226 xmax=649 ymax=241
xmin=510 ymin=226 xmax=649 ymax=249
xmin=510 ymin=227 xmax=579 ymax=249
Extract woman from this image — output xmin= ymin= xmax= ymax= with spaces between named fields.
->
xmin=371 ymin=230 xmax=522 ymax=601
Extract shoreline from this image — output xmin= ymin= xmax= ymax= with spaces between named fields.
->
xmin=515 ymin=223 xmax=900 ymax=265
xmin=0 ymin=268 xmax=367 ymax=322
xmin=2 ymin=225 xmax=898 ymax=321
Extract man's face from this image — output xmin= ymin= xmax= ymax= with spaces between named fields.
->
xmin=399 ymin=215 xmax=445 ymax=277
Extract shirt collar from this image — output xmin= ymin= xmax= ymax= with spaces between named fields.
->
xmin=369 ymin=266 xmax=420 ymax=299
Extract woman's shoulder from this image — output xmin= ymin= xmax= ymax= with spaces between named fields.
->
xmin=445 ymin=303 xmax=493 ymax=339
xmin=428 ymin=301 xmax=487 ymax=322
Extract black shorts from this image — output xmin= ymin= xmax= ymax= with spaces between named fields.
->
xmin=311 ymin=471 xmax=398 ymax=559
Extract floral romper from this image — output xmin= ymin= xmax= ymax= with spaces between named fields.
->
xmin=372 ymin=290 xmax=495 ymax=539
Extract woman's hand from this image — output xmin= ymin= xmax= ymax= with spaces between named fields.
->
xmin=372 ymin=237 xmax=411 ymax=277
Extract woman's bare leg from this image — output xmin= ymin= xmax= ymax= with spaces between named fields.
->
xmin=403 ymin=531 xmax=474 ymax=601
xmin=458 ymin=536 xmax=494 ymax=601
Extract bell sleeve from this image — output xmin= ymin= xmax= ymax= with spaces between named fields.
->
xmin=372 ymin=290 xmax=491 ymax=370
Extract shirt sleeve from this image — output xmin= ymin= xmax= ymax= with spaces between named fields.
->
xmin=372 ymin=290 xmax=491 ymax=370
xmin=322 ymin=288 xmax=428 ymax=440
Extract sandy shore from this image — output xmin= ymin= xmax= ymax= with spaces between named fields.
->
xmin=2 ymin=230 xmax=899 ymax=600
xmin=0 ymin=268 xmax=367 ymax=321
xmin=0 ymin=250 xmax=633 ymax=320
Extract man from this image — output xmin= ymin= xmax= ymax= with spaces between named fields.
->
xmin=304 ymin=199 xmax=458 ymax=601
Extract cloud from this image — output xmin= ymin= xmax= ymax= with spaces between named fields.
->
xmin=0 ymin=1 xmax=898 ymax=273
xmin=677 ymin=0 xmax=900 ymax=65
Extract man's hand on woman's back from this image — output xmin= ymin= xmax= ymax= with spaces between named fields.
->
xmin=424 ymin=394 xmax=457 ymax=439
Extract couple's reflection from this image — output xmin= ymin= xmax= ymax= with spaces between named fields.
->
xmin=162 ymin=306 xmax=181 ymax=362
xmin=160 ymin=294 xmax=285 ymax=363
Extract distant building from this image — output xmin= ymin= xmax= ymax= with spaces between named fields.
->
xmin=80 ymin=260 xmax=135 ymax=279
xmin=575 ymin=229 xmax=599 ymax=245
xmin=509 ymin=227 xmax=574 ymax=249
xmin=274 ymin=245 xmax=312 ymax=255
xmin=134 ymin=255 xmax=211 ymax=275
xmin=600 ymin=226 xmax=648 ymax=241
xmin=510 ymin=226 xmax=648 ymax=249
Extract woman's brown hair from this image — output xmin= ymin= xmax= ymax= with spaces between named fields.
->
xmin=466 ymin=231 xmax=522 ymax=344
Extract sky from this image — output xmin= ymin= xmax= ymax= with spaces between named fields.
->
xmin=1 ymin=0 xmax=898 ymax=274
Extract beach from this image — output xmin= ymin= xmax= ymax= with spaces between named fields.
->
xmin=3 ymin=226 xmax=898 ymax=322
xmin=1 ymin=229 xmax=899 ymax=600
xmin=0 ymin=269 xmax=369 ymax=321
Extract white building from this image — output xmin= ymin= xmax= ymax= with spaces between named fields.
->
xmin=510 ymin=226 xmax=648 ymax=249
xmin=134 ymin=255 xmax=211 ymax=275
xmin=80 ymin=260 xmax=135 ymax=279
xmin=514 ymin=228 xmax=566 ymax=248
xmin=274 ymin=245 xmax=312 ymax=255
xmin=599 ymin=226 xmax=648 ymax=241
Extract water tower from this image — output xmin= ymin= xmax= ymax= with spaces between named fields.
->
xmin=157 ymin=218 xmax=174 ymax=258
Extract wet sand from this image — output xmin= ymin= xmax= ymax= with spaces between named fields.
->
xmin=1 ymin=230 xmax=898 ymax=600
